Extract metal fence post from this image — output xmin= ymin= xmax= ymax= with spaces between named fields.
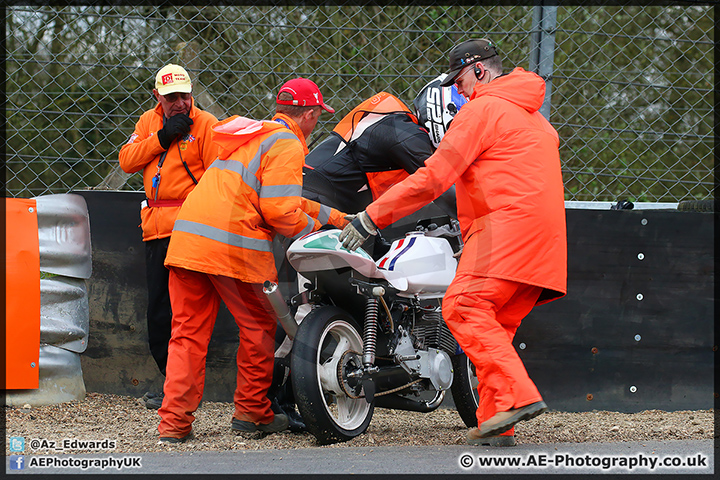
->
xmin=529 ymin=2 xmax=557 ymax=121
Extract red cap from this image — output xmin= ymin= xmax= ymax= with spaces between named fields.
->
xmin=276 ymin=78 xmax=335 ymax=113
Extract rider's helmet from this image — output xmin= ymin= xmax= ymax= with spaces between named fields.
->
xmin=413 ymin=73 xmax=468 ymax=148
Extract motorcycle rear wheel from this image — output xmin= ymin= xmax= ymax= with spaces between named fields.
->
xmin=291 ymin=305 xmax=374 ymax=444
xmin=450 ymin=353 xmax=480 ymax=427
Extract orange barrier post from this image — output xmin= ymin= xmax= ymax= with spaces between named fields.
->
xmin=5 ymin=198 xmax=41 ymax=389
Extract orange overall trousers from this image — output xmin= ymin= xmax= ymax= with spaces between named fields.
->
xmin=443 ymin=274 xmax=543 ymax=437
xmin=158 ymin=266 xmax=278 ymax=439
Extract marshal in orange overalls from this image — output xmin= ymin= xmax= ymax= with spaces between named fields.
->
xmin=158 ymin=113 xmax=347 ymax=439
xmin=365 ymin=68 xmax=567 ymax=435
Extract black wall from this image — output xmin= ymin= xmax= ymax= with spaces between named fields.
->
xmin=75 ymin=191 xmax=714 ymax=411
xmin=516 ymin=209 xmax=714 ymax=412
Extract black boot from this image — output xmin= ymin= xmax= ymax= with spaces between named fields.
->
xmin=268 ymin=357 xmax=307 ymax=433
xmin=276 ymin=376 xmax=306 ymax=433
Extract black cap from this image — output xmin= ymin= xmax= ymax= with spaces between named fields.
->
xmin=440 ymin=39 xmax=498 ymax=87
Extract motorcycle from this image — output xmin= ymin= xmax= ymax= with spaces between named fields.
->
xmin=264 ymin=216 xmax=480 ymax=445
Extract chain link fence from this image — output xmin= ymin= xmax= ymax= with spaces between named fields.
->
xmin=5 ymin=5 xmax=714 ymax=202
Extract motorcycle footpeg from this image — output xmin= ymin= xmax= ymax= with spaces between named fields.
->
xmin=396 ymin=354 xmax=420 ymax=362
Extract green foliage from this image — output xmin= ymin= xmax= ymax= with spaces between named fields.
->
xmin=551 ymin=5 xmax=713 ymax=202
xmin=5 ymin=5 xmax=713 ymax=202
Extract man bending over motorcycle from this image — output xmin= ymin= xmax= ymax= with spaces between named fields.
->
xmin=340 ymin=38 xmax=568 ymax=446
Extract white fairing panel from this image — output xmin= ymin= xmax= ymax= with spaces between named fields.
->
xmin=287 ymin=230 xmax=382 ymax=278
xmin=287 ymin=230 xmax=457 ymax=296
xmin=377 ymin=232 xmax=456 ymax=297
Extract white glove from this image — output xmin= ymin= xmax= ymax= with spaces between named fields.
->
xmin=339 ymin=211 xmax=377 ymax=251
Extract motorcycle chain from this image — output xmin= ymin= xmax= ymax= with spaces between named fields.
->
xmin=338 ymin=350 xmax=423 ymax=399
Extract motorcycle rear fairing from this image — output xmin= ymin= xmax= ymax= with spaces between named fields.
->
xmin=287 ymin=229 xmax=457 ymax=297
xmin=287 ymin=230 xmax=385 ymax=277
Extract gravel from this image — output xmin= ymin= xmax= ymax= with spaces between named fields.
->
xmin=4 ymin=393 xmax=714 ymax=454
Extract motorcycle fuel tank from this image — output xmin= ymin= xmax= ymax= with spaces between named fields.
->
xmin=287 ymin=229 xmax=457 ymax=295
xmin=377 ymin=231 xmax=457 ymax=297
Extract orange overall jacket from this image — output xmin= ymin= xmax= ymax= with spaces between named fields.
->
xmin=365 ymin=68 xmax=567 ymax=304
xmin=164 ymin=113 xmax=348 ymax=283
xmin=118 ymin=100 xmax=219 ymax=241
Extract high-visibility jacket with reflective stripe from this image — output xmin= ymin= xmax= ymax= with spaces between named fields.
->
xmin=365 ymin=68 xmax=567 ymax=305
xmin=118 ymin=101 xmax=219 ymax=241
xmin=165 ymin=113 xmax=348 ymax=283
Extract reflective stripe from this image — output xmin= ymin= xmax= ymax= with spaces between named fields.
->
xmin=173 ymin=220 xmax=273 ymax=252
xmin=249 ymin=132 xmax=298 ymax=173
xmin=208 ymin=131 xmax=299 ymax=195
xmin=317 ymin=204 xmax=331 ymax=225
xmin=291 ymin=213 xmax=316 ymax=240
xmin=260 ymin=184 xmax=302 ymax=198
xmin=209 ymin=159 xmax=261 ymax=193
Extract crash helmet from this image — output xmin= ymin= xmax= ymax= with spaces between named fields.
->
xmin=413 ymin=73 xmax=467 ymax=148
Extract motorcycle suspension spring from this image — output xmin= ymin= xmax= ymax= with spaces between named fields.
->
xmin=362 ymin=298 xmax=379 ymax=366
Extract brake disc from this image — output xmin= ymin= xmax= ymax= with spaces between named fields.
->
xmin=338 ymin=350 xmax=364 ymax=399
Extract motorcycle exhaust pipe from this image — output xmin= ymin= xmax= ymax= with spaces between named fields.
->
xmin=263 ymin=281 xmax=298 ymax=340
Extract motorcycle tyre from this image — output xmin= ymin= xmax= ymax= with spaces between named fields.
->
xmin=291 ymin=306 xmax=374 ymax=445
xmin=450 ymin=353 xmax=480 ymax=428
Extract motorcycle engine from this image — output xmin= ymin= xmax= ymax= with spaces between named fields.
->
xmin=390 ymin=306 xmax=457 ymax=391
xmin=412 ymin=306 xmax=458 ymax=356
xmin=418 ymin=348 xmax=454 ymax=391
xmin=393 ymin=325 xmax=454 ymax=391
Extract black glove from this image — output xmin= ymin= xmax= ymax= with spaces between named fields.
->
xmin=157 ymin=114 xmax=193 ymax=150
xmin=610 ymin=199 xmax=634 ymax=210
